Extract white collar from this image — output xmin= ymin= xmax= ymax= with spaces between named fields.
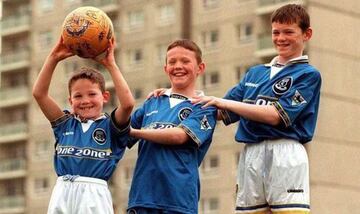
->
xmin=164 ymin=89 xmax=204 ymax=98
xmin=265 ymin=55 xmax=309 ymax=67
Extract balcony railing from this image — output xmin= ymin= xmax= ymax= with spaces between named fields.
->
xmin=257 ymin=34 xmax=273 ymax=50
xmin=255 ymin=34 xmax=276 ymax=58
xmin=1 ymin=15 xmax=31 ymax=32
xmin=0 ymin=122 xmax=28 ymax=138
xmin=82 ymin=0 xmax=117 ymax=8
xmin=258 ymin=0 xmax=292 ymax=6
xmin=0 ymin=49 xmax=30 ymax=66
xmin=0 ymin=86 xmax=29 ymax=104
xmin=0 ymin=158 xmax=26 ymax=173
xmin=0 ymin=195 xmax=25 ymax=209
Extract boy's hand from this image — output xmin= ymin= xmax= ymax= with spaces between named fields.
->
xmin=191 ymin=95 xmax=225 ymax=109
xmin=49 ymin=37 xmax=74 ymax=61
xmin=93 ymin=38 xmax=116 ymax=69
xmin=146 ymin=88 xmax=167 ymax=99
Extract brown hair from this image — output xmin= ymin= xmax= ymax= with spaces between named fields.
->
xmin=166 ymin=39 xmax=203 ymax=64
xmin=68 ymin=67 xmax=105 ymax=94
xmin=271 ymin=4 xmax=310 ymax=32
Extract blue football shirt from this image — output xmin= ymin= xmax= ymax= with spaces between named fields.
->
xmin=51 ymin=110 xmax=129 ymax=181
xmin=128 ymin=91 xmax=217 ymax=214
xmin=221 ymin=58 xmax=321 ymax=144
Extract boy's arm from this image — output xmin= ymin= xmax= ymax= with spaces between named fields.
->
xmin=95 ymin=39 xmax=135 ymax=127
xmin=32 ymin=37 xmax=74 ymax=122
xmin=130 ymin=127 xmax=189 ymax=145
xmin=192 ymin=96 xmax=281 ymax=126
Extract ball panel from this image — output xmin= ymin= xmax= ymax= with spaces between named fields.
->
xmin=62 ymin=6 xmax=113 ymax=58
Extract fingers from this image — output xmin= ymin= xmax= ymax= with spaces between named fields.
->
xmin=154 ymin=88 xmax=166 ymax=97
xmin=146 ymin=91 xmax=155 ymax=99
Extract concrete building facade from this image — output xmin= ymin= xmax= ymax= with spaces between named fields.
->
xmin=0 ymin=0 xmax=359 ymax=213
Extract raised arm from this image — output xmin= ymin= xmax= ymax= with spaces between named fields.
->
xmin=94 ymin=39 xmax=135 ymax=127
xmin=32 ymin=37 xmax=74 ymax=121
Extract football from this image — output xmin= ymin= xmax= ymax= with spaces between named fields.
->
xmin=62 ymin=6 xmax=114 ymax=58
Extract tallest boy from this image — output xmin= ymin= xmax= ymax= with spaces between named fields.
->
xmin=192 ymin=4 xmax=321 ymax=214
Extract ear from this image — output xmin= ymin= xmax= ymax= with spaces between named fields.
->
xmin=103 ymin=91 xmax=110 ymax=103
xmin=68 ymin=96 xmax=72 ymax=105
xmin=163 ymin=65 xmax=169 ymax=74
xmin=197 ymin=62 xmax=206 ymax=76
xmin=303 ymin=27 xmax=312 ymax=41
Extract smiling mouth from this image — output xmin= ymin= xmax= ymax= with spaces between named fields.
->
xmin=80 ymin=107 xmax=93 ymax=110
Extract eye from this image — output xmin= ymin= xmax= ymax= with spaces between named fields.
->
xmin=73 ymin=94 xmax=82 ymax=99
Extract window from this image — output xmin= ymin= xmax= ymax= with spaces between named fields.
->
xmin=237 ymin=22 xmax=253 ymax=42
xmin=34 ymin=177 xmax=50 ymax=193
xmin=158 ymin=4 xmax=175 ymax=25
xmin=128 ymin=48 xmax=143 ymax=65
xmin=200 ymin=198 xmax=219 ymax=214
xmin=124 ymin=166 xmax=134 ymax=185
xmin=134 ymin=88 xmax=143 ymax=100
xmin=203 ymin=0 xmax=220 ymax=9
xmin=128 ymin=10 xmax=144 ymax=29
xmin=40 ymin=0 xmax=54 ymax=12
xmin=156 ymin=44 xmax=167 ymax=64
xmin=202 ymin=71 xmax=219 ymax=88
xmin=35 ymin=140 xmax=51 ymax=158
xmin=235 ymin=65 xmax=247 ymax=82
xmin=202 ymin=30 xmax=219 ymax=49
xmin=201 ymin=155 xmax=219 ymax=172
xmin=38 ymin=30 xmax=53 ymax=50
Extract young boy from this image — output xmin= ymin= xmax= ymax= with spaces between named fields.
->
xmin=32 ymin=37 xmax=134 ymax=214
xmin=192 ymin=4 xmax=321 ymax=214
xmin=126 ymin=39 xmax=217 ymax=214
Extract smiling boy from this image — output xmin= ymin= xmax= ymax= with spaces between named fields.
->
xmin=127 ymin=39 xmax=217 ymax=214
xmin=191 ymin=4 xmax=321 ymax=214
xmin=33 ymin=37 xmax=134 ymax=214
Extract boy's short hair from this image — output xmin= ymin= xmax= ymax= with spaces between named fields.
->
xmin=68 ymin=67 xmax=106 ymax=94
xmin=167 ymin=39 xmax=202 ymax=64
xmin=271 ymin=4 xmax=310 ymax=32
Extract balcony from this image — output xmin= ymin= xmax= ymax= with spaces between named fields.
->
xmin=0 ymin=86 xmax=30 ymax=108
xmin=0 ymin=158 xmax=26 ymax=179
xmin=0 ymin=122 xmax=28 ymax=144
xmin=255 ymin=34 xmax=276 ymax=58
xmin=256 ymin=0 xmax=304 ymax=15
xmin=1 ymin=15 xmax=31 ymax=37
xmin=0 ymin=49 xmax=30 ymax=72
xmin=0 ymin=195 xmax=25 ymax=213
xmin=82 ymin=0 xmax=119 ymax=13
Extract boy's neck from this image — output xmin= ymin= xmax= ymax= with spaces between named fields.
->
xmin=277 ymin=54 xmax=305 ymax=64
xmin=167 ymin=88 xmax=202 ymax=99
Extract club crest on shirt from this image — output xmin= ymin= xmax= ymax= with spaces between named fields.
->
xmin=178 ymin=107 xmax=192 ymax=121
xmin=200 ymin=115 xmax=212 ymax=131
xmin=92 ymin=128 xmax=106 ymax=145
xmin=292 ymin=90 xmax=307 ymax=106
xmin=272 ymin=76 xmax=293 ymax=95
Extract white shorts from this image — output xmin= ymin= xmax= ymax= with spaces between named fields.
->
xmin=47 ymin=175 xmax=114 ymax=214
xmin=235 ymin=139 xmax=310 ymax=214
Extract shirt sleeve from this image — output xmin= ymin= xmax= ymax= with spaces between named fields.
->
xmin=273 ymin=69 xmax=322 ymax=127
xmin=221 ymin=78 xmax=246 ymax=125
xmin=178 ymin=105 xmax=217 ymax=147
xmin=127 ymin=103 xmax=146 ymax=148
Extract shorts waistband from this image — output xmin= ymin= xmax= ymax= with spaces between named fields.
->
xmin=58 ymin=175 xmax=107 ymax=186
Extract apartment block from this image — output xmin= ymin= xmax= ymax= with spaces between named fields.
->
xmin=0 ymin=0 xmax=359 ymax=213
